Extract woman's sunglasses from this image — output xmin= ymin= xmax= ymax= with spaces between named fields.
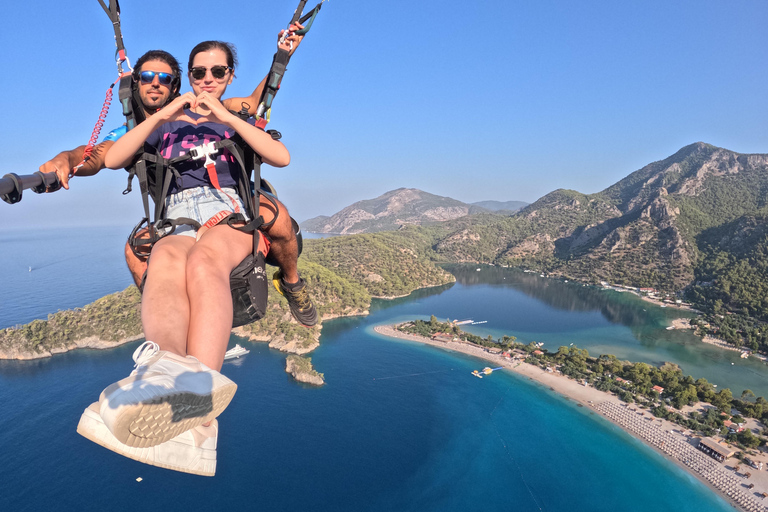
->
xmin=138 ymin=71 xmax=174 ymax=86
xmin=190 ymin=66 xmax=232 ymax=80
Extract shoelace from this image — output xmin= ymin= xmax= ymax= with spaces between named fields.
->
xmin=132 ymin=341 xmax=160 ymax=369
xmin=288 ymin=285 xmax=313 ymax=310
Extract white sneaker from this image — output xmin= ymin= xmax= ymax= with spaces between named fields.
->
xmin=99 ymin=341 xmax=237 ymax=448
xmin=77 ymin=402 xmax=218 ymax=476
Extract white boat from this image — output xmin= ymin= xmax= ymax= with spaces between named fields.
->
xmin=224 ymin=344 xmax=250 ymax=360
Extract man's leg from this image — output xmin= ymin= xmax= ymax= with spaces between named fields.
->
xmin=259 ymin=194 xmax=317 ymax=326
xmin=259 ymin=195 xmax=299 ymax=283
xmin=124 ymin=241 xmax=148 ymax=289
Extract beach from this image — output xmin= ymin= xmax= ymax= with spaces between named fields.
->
xmin=374 ymin=324 xmax=768 ymax=512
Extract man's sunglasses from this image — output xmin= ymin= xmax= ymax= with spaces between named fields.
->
xmin=139 ymin=71 xmax=174 ymax=86
xmin=190 ymin=66 xmax=232 ymax=80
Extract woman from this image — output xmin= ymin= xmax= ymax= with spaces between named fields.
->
xmin=98 ymin=41 xmax=290 ymax=453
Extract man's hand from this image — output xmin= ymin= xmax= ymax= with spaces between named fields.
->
xmin=38 ymin=150 xmax=77 ymax=190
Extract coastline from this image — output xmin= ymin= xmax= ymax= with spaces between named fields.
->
xmin=667 ymin=318 xmax=768 ymax=363
xmin=0 ymin=334 xmax=144 ymax=361
xmin=373 ymin=324 xmax=768 ymax=512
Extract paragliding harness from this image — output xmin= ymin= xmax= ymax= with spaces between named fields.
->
xmin=122 ymin=120 xmax=278 ymax=328
xmin=97 ymin=0 xmax=322 ymax=327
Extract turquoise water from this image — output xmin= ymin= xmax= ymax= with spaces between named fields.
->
xmin=440 ymin=265 xmax=768 ymax=399
xmin=0 ymin=317 xmax=733 ymax=511
xmin=0 ymin=229 xmax=748 ymax=510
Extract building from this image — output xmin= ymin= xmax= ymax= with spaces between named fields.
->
xmin=697 ymin=437 xmax=735 ymax=463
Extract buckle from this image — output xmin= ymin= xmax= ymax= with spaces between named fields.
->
xmin=189 ymin=141 xmax=219 ymax=168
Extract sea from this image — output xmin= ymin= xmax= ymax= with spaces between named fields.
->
xmin=0 ymin=226 xmax=746 ymax=511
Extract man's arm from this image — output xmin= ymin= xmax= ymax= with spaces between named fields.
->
xmin=38 ymin=140 xmax=114 ymax=190
xmin=222 ymin=23 xmax=305 ymax=116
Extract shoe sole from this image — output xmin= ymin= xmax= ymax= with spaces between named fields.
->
xmin=109 ymin=383 xmax=236 ymax=448
xmin=77 ymin=405 xmax=216 ymax=477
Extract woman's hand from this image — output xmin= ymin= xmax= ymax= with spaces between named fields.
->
xmin=279 ymin=22 xmax=305 ymax=57
xmin=191 ymin=92 xmax=237 ymax=126
xmin=157 ymin=92 xmax=198 ymax=124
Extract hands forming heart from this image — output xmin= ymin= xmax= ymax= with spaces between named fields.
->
xmin=163 ymin=91 xmax=234 ymax=126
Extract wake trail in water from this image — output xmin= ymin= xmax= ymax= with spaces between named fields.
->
xmin=372 ymin=369 xmax=454 ymax=381
xmin=30 ymin=255 xmax=82 ymax=270
xmin=489 ymin=385 xmax=545 ymax=511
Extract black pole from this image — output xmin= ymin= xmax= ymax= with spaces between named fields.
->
xmin=1 ymin=172 xmax=61 ymax=204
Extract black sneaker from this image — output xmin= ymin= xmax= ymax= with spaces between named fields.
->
xmin=272 ymin=271 xmax=318 ymax=326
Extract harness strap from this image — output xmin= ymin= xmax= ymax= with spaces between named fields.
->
xmin=187 ymin=140 xmax=242 ymax=215
xmin=97 ymin=0 xmax=130 ymax=73
xmin=256 ymin=0 xmax=325 ymax=127
xmin=296 ymin=2 xmax=324 ymax=35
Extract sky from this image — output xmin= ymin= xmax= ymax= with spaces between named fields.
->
xmin=1 ymin=0 xmax=767 ymax=228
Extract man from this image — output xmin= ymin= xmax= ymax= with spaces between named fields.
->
xmin=40 ymin=29 xmax=317 ymax=328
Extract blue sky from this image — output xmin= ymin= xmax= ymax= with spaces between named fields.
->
xmin=1 ymin=1 xmax=767 ymax=228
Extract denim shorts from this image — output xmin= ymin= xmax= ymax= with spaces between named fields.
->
xmin=164 ymin=186 xmax=249 ymax=238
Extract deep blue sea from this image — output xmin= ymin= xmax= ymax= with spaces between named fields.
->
xmin=0 ymin=227 xmax=744 ymax=511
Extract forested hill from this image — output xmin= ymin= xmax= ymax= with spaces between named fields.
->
xmin=301 ymin=188 xmax=508 ymax=234
xmin=416 ymin=143 xmax=768 ymax=322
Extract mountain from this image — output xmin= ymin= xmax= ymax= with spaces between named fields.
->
xmin=301 ymin=188 xmax=494 ymax=234
xmin=470 ymin=200 xmax=528 ymax=213
xmin=425 ymin=143 xmax=768 ymax=296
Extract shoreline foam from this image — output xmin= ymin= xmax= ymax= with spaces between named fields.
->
xmin=373 ymin=324 xmax=768 ymax=512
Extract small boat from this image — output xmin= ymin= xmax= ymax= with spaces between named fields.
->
xmin=224 ymin=344 xmax=250 ymax=360
xmin=666 ymin=326 xmax=675 ymax=330
xmin=741 ymin=352 xmax=749 ymax=359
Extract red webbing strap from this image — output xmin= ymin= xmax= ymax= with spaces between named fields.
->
xmin=258 ymin=229 xmax=271 ymax=256
xmin=205 ymin=161 xmax=241 ymax=213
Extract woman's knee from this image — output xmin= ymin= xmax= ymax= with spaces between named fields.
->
xmin=147 ymin=238 xmax=191 ymax=273
xmin=185 ymin=245 xmax=222 ymax=282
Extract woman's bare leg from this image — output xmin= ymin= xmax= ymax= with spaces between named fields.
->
xmin=141 ymin=235 xmax=195 ymax=357
xmin=184 ymin=225 xmax=253 ymax=371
